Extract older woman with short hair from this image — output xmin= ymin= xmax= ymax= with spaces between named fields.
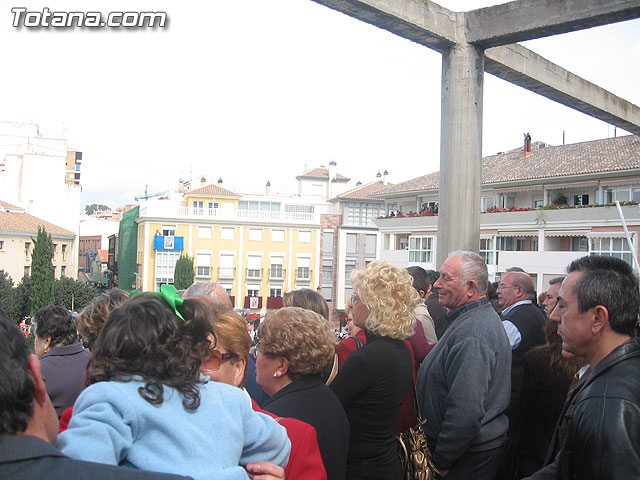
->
xmin=330 ymin=261 xmax=420 ymax=480
xmin=77 ymin=288 xmax=129 ymax=349
xmin=258 ymin=307 xmax=349 ymax=480
xmin=33 ymin=305 xmax=91 ymax=417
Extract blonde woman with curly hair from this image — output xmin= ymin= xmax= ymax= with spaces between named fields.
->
xmin=257 ymin=307 xmax=349 ymax=480
xmin=330 ymin=261 xmax=420 ymax=480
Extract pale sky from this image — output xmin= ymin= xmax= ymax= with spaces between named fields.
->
xmin=1 ymin=0 xmax=638 ymax=208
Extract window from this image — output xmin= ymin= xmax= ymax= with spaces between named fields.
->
xmin=322 ymin=259 xmax=333 ymax=301
xmin=297 ymin=257 xmax=311 ymax=280
xmin=221 ymin=227 xmax=234 ymax=240
xmin=344 ymin=258 xmax=356 ymax=300
xmin=570 ymin=237 xmax=588 ymax=252
xmin=24 ymin=242 xmax=31 ymax=258
xmin=207 ymin=202 xmax=219 ymax=210
xmin=0 ymin=240 xmax=4 ymax=251
xmin=219 ymin=254 xmax=234 ymax=278
xmin=515 ymin=238 xmax=526 ymax=251
xmin=479 ymin=238 xmax=495 ymax=265
xmin=481 ymin=196 xmax=497 ymax=211
xmin=248 ymin=229 xmax=263 ymax=241
xmin=24 ymin=265 xmax=30 ymax=277
xmin=533 ymin=199 xmax=544 ymax=208
xmin=196 ymin=253 xmax=211 ymax=277
xmin=365 ymin=235 xmax=377 ymax=255
xmin=347 ymin=203 xmax=362 ymax=225
xmin=284 ymin=204 xmax=314 ymax=214
xmin=297 ymin=231 xmax=311 ymax=243
xmin=346 ymin=233 xmax=357 ymax=254
xmin=247 ymin=256 xmax=262 ymax=278
xmin=247 ymin=288 xmax=260 ymax=297
xmin=53 ymin=266 xmax=57 ymax=278
xmin=154 ymin=250 xmax=181 ymax=291
xmin=271 ymin=230 xmax=285 ymax=242
xmin=239 ymin=201 xmax=280 ymax=211
xmin=604 ymin=187 xmax=640 ymax=204
xmin=61 ymin=266 xmax=66 ymax=276
xmin=590 ymin=237 xmax=633 ymax=265
xmin=221 ymin=284 xmax=233 ymax=295
xmin=270 ymin=287 xmax=282 ymax=297
xmin=572 ymin=194 xmax=589 ymax=206
xmin=53 ymin=243 xmax=58 ymax=254
xmin=162 ymin=225 xmax=176 ymax=236
xmin=270 ymin=256 xmax=284 ymax=279
xmin=192 ymin=200 xmax=204 ymax=214
xmin=502 ymin=196 xmax=515 ymax=208
xmin=197 ymin=226 xmax=212 ymax=239
xmin=408 ymin=236 xmax=433 ymax=263
xmin=323 ymin=231 xmax=334 ymax=254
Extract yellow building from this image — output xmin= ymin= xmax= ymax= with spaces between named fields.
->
xmin=135 ymin=181 xmax=322 ymax=309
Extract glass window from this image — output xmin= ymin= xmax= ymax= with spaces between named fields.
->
xmin=154 ymin=250 xmax=181 ymax=290
xmin=270 ymin=287 xmax=282 ymax=297
xmin=162 ymin=225 xmax=176 ymax=236
xmin=247 ymin=288 xmax=260 ymax=297
xmin=346 ymin=234 xmax=358 ymax=254
xmin=591 ymin=236 xmax=633 ymax=266
xmin=481 ymin=196 xmax=497 ymax=211
xmin=297 ymin=257 xmax=311 ymax=280
xmin=270 ymin=257 xmax=284 ymax=279
xmin=479 ymin=238 xmax=495 ymax=265
xmin=408 ymin=236 xmax=434 ymax=263
xmin=219 ymin=254 xmax=234 ymax=278
xmin=323 ymin=231 xmax=334 ymax=254
xmin=365 ymin=235 xmax=377 ymax=255
xmin=247 ymin=256 xmax=262 ymax=278
xmin=572 ymin=194 xmax=589 ymax=206
xmin=196 ymin=253 xmax=211 ymax=277
xmin=570 ymin=237 xmax=588 ymax=252
xmin=347 ymin=203 xmax=362 ymax=225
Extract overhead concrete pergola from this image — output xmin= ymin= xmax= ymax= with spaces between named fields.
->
xmin=311 ymin=0 xmax=640 ymax=266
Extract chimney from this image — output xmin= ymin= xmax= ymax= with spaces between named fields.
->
xmin=200 ymin=176 xmax=206 ymax=187
xmin=523 ymin=133 xmax=532 ymax=156
xmin=266 ymin=180 xmax=271 ymax=196
xmin=218 ymin=177 xmax=223 ymax=185
xmin=376 ymin=171 xmax=382 ymax=179
xmin=383 ymin=170 xmax=389 ymax=185
xmin=328 ymin=161 xmax=337 ymax=198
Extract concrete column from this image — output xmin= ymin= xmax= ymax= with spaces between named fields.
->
xmin=437 ymin=39 xmax=485 ymax=267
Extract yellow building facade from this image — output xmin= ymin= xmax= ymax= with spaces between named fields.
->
xmin=134 ymin=183 xmax=321 ymax=308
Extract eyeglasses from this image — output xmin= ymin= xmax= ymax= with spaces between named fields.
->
xmin=351 ymin=293 xmax=362 ymax=304
xmin=201 ymin=349 xmax=239 ymax=372
xmin=497 ymin=284 xmax=517 ymax=291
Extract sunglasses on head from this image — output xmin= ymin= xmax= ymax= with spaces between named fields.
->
xmin=201 ymin=349 xmax=239 ymax=372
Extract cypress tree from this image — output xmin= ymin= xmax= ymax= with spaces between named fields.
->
xmin=173 ymin=255 xmax=195 ymax=290
xmin=30 ymin=226 xmax=55 ymax=314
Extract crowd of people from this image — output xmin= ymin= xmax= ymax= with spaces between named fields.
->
xmin=1 ymin=252 xmax=639 ymax=480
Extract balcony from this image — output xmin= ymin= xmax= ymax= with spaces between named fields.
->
xmin=296 ymin=267 xmax=312 ymax=282
xmin=497 ymin=250 xmax=585 ymax=276
xmin=244 ymin=296 xmax=263 ymax=309
xmin=269 ymin=266 xmax=285 ymax=280
xmin=218 ymin=267 xmax=235 ymax=280
xmin=140 ymin=204 xmax=321 ymax=225
xmin=266 ymin=296 xmax=284 ymax=309
xmin=246 ymin=268 xmax=263 ymax=280
xmin=152 ymin=235 xmax=184 ymax=251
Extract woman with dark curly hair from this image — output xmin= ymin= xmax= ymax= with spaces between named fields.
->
xmin=257 ymin=307 xmax=349 ymax=480
xmin=58 ymin=289 xmax=290 ymax=480
xmin=330 ymin=261 xmax=420 ymax=480
xmin=33 ymin=305 xmax=90 ymax=418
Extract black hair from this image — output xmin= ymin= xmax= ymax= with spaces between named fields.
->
xmin=0 ymin=313 xmax=35 ymax=434
xmin=87 ymin=294 xmax=216 ymax=410
xmin=425 ymin=270 xmax=440 ymax=288
xmin=33 ymin=305 xmax=78 ymax=347
xmin=568 ymin=255 xmax=640 ymax=336
xmin=406 ymin=266 xmax=429 ymax=293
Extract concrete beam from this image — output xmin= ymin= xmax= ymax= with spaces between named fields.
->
xmin=466 ymin=0 xmax=640 ymax=48
xmin=485 ymin=43 xmax=640 ymax=135
xmin=308 ymin=0 xmax=457 ymax=53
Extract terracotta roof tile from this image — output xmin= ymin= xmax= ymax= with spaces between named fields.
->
xmin=0 ymin=200 xmax=24 ymax=212
xmin=375 ymin=135 xmax=640 ymax=195
xmin=186 ymin=184 xmax=240 ymax=197
xmin=330 ymin=180 xmax=390 ymax=201
xmin=0 ymin=211 xmax=74 ymax=236
xmin=296 ymin=167 xmax=350 ymax=182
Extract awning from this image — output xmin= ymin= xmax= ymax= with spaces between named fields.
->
xmin=496 ymin=231 xmax=538 ymax=237
xmin=587 ymin=231 xmax=632 ymax=239
xmin=544 ymin=230 xmax=590 ymax=237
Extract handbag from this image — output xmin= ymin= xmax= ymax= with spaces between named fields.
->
xmin=397 ymin=378 xmax=440 ymax=480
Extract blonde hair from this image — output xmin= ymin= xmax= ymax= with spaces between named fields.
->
xmin=77 ymin=288 xmax=130 ymax=349
xmin=257 ymin=307 xmax=335 ymax=382
xmin=351 ymin=261 xmax=419 ymax=339
xmin=210 ymin=310 xmax=250 ymax=386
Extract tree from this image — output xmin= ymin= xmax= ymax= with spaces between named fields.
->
xmin=85 ymin=203 xmax=110 ymax=215
xmin=0 ymin=270 xmax=14 ymax=321
xmin=30 ymin=226 xmax=55 ymax=314
xmin=13 ymin=276 xmax=32 ymax=322
xmin=54 ymin=277 xmax=99 ymax=312
xmin=174 ymin=255 xmax=195 ymax=290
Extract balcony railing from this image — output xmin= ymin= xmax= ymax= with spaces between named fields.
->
xmin=246 ymin=268 xmax=263 ymax=280
xmin=140 ymin=204 xmax=320 ymax=224
xmin=218 ymin=267 xmax=235 ymax=279
xmin=296 ymin=267 xmax=311 ymax=281
xmin=269 ymin=267 xmax=285 ymax=280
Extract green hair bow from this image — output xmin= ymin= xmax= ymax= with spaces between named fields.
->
xmin=131 ymin=284 xmax=185 ymax=321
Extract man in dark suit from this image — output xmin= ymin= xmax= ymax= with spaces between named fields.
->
xmin=0 ymin=311 xmax=282 ymax=480
xmin=496 ymin=271 xmax=546 ymax=480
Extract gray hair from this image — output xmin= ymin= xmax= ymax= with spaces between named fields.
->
xmin=549 ymin=276 xmax=565 ymax=286
xmin=509 ymin=272 xmax=535 ymax=298
xmin=183 ymin=282 xmax=232 ymax=314
xmin=448 ymin=250 xmax=488 ymax=296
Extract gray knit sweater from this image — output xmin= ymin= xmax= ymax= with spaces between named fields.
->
xmin=416 ymin=300 xmax=511 ymax=470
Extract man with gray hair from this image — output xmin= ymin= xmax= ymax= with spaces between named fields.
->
xmin=183 ymin=282 xmax=232 ymax=313
xmin=417 ymin=251 xmax=511 ymax=479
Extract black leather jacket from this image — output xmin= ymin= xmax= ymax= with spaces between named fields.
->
xmin=528 ymin=337 xmax=640 ymax=480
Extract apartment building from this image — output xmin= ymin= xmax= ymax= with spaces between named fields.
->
xmin=373 ymin=135 xmax=640 ymax=293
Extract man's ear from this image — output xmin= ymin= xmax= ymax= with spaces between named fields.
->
xmin=591 ymin=305 xmax=609 ymax=335
xmin=28 ymin=354 xmax=48 ymax=406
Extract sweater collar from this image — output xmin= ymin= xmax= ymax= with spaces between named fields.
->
xmin=446 ymin=297 xmax=489 ymax=323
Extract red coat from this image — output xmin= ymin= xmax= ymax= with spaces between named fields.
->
xmin=251 ymin=399 xmax=327 ymax=480
xmin=336 ymin=329 xmax=367 ymax=365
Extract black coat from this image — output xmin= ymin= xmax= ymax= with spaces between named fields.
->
xmin=263 ymin=375 xmax=349 ymax=480
xmin=0 ymin=435 xmax=191 ymax=480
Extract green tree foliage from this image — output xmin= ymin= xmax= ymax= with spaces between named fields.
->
xmin=0 ymin=270 xmax=15 ymax=321
xmin=85 ymin=203 xmax=110 ymax=215
xmin=54 ymin=277 xmax=99 ymax=312
xmin=13 ymin=276 xmax=32 ymax=322
xmin=173 ymin=255 xmax=195 ymax=290
xmin=30 ymin=226 xmax=55 ymax=314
